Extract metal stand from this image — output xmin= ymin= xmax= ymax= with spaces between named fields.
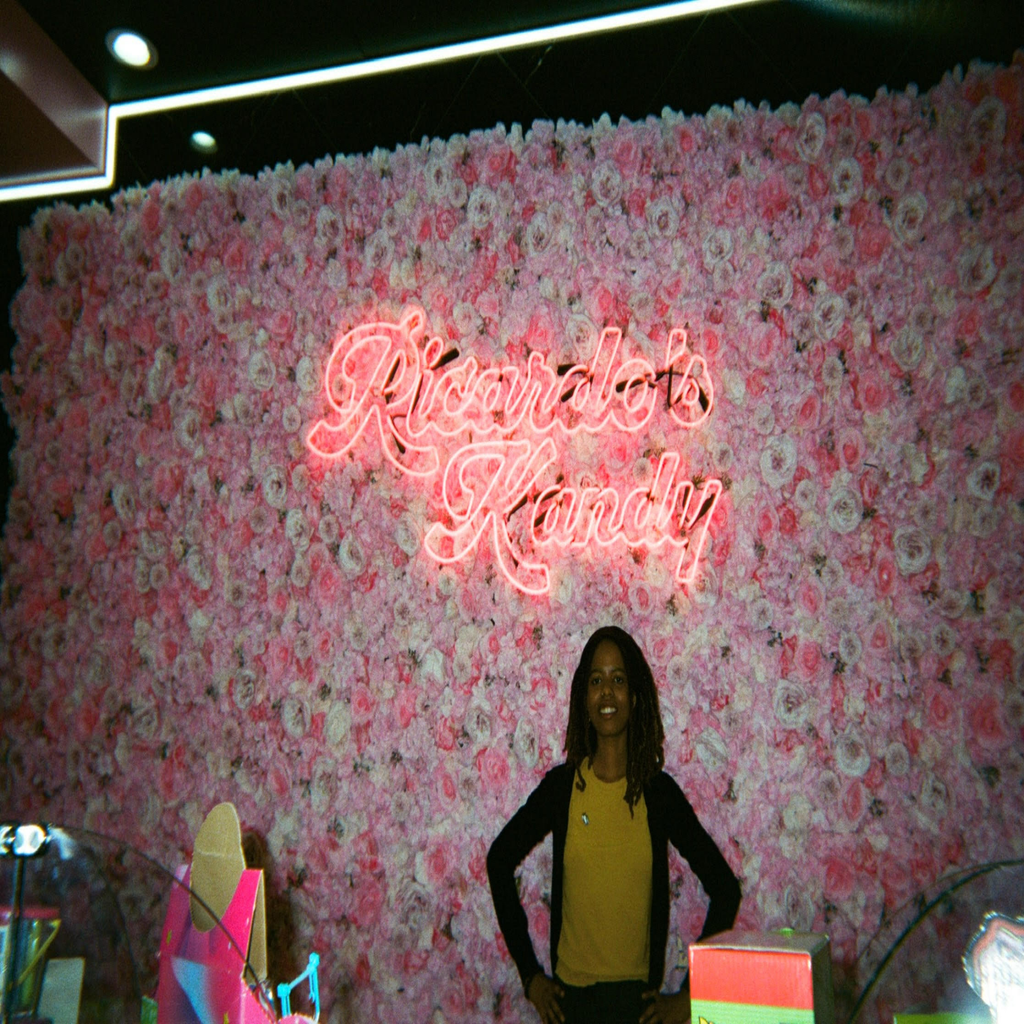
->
xmin=0 ymin=824 xmax=51 ymax=1024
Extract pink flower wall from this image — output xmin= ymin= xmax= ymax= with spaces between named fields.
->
xmin=3 ymin=52 xmax=1024 ymax=1023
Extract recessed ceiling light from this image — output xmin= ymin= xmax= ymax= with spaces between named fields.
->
xmin=190 ymin=131 xmax=218 ymax=154
xmin=105 ymin=29 xmax=157 ymax=69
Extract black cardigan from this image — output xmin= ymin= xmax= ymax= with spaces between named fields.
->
xmin=486 ymin=763 xmax=741 ymax=991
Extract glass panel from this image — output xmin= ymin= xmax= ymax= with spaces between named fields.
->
xmin=848 ymin=860 xmax=1024 ymax=1024
xmin=1 ymin=823 xmax=275 ymax=1023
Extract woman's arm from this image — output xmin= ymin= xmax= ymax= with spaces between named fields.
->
xmin=486 ymin=769 xmax=560 ymax=989
xmin=663 ymin=774 xmax=741 ymax=939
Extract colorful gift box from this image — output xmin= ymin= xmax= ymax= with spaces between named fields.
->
xmin=689 ymin=930 xmax=834 ymax=1024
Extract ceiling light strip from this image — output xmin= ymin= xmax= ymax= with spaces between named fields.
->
xmin=1 ymin=0 xmax=770 ymax=203
xmin=116 ymin=0 xmax=769 ymax=117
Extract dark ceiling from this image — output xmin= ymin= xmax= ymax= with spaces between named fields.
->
xmin=2 ymin=0 xmax=1023 ymax=522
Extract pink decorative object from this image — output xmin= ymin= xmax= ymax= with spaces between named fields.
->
xmin=158 ymin=866 xmax=271 ymax=1024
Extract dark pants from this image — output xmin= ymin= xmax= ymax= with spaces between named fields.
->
xmin=555 ymin=977 xmax=648 ymax=1024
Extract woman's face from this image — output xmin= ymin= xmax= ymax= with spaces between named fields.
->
xmin=586 ymin=640 xmax=631 ymax=741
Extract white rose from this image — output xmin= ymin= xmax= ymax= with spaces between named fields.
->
xmin=174 ymin=409 xmax=202 ymax=454
xmin=968 ymin=94 xmax=1006 ymax=146
xmin=285 ymin=508 xmax=311 ymax=551
xmin=957 ymin=244 xmax=997 ymax=294
xmin=760 ymin=435 xmax=797 ymax=488
xmin=467 ymin=185 xmax=499 ymax=231
xmin=695 ymin=728 xmax=729 ymax=773
xmin=752 ymin=401 xmax=775 ymax=436
xmin=525 ymin=213 xmax=552 ymax=255
xmin=782 ymin=793 xmax=813 ymax=833
xmin=884 ymin=742 xmax=910 ymax=777
xmin=966 ymin=461 xmax=1000 ymax=501
xmin=832 ymin=157 xmax=863 ymax=207
xmin=757 ymin=261 xmax=793 ymax=309
xmin=464 ymin=697 xmax=492 ymax=745
xmin=794 ymin=478 xmax=818 ymax=511
xmin=591 ymin=161 xmax=623 ymax=208
xmin=893 ymin=526 xmax=931 ymax=575
xmin=891 ymin=192 xmax=927 ymax=245
xmin=834 ymin=726 xmax=870 ymax=777
xmin=186 ymin=550 xmax=213 ymax=590
xmin=280 ymin=696 xmax=307 ymax=739
xmin=838 ymin=632 xmax=862 ymax=667
xmin=281 ymin=405 xmax=302 ymax=433
xmin=337 ymin=532 xmax=366 ymax=576
xmin=394 ymin=514 xmax=421 ymax=556
xmin=262 ymin=465 xmax=288 ymax=510
xmin=969 ymin=504 xmax=1000 ymax=538
xmin=814 ymin=291 xmax=847 ymax=342
xmin=883 ymin=157 xmax=911 ymax=193
xmin=423 ymin=156 xmax=450 ymax=200
xmin=248 ymin=349 xmax=277 ymax=391
xmin=795 ymin=111 xmax=826 ymax=162
xmin=112 ymin=482 xmax=137 ymax=523
xmin=702 ymin=227 xmax=733 ymax=270
xmin=296 ymin=355 xmax=321 ymax=394
xmin=513 ymin=717 xmax=539 ymax=769
xmin=646 ymin=196 xmax=679 ymax=239
xmin=827 ymin=487 xmax=862 ymax=534
xmin=289 ymin=554 xmax=310 ymax=589
xmin=890 ymin=325 xmax=925 ymax=372
xmin=945 ymin=365 xmax=969 ymax=405
xmin=364 ymin=230 xmax=394 ymax=269
xmin=325 ymin=701 xmax=351 ymax=746
xmin=773 ymin=679 xmax=810 ymax=729
xmin=930 ymin=622 xmax=958 ymax=658
xmin=918 ymin=772 xmax=949 ymax=820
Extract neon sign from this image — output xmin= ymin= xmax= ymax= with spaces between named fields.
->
xmin=308 ymin=307 xmax=721 ymax=595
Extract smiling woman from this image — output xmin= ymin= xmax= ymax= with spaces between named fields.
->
xmin=487 ymin=626 xmax=741 ymax=1024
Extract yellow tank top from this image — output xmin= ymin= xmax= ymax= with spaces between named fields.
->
xmin=556 ymin=760 xmax=652 ymax=985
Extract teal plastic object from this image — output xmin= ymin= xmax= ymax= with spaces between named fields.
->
xmin=277 ymin=952 xmax=320 ymax=1021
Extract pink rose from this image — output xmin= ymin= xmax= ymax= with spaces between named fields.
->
xmin=838 ymin=428 xmax=865 ymax=471
xmin=435 ymin=769 xmax=458 ymax=806
xmin=795 ymin=640 xmax=822 ymax=679
xmin=477 ymin=747 xmax=510 ymax=793
xmin=925 ymin=685 xmax=955 ymax=732
xmin=854 ymin=368 xmax=890 ymax=413
xmin=435 ymin=208 xmax=458 ymax=241
xmin=824 ymin=856 xmax=856 ymax=900
xmin=874 ymin=556 xmax=896 ymax=597
xmin=435 ymin=717 xmax=458 ymax=751
xmin=970 ymin=694 xmax=1010 ymax=750
xmin=756 ymin=175 xmax=789 ymax=221
xmin=880 ymin=856 xmax=913 ymax=907
xmin=796 ymin=579 xmax=824 ymax=618
xmin=351 ymin=876 xmax=384 ymax=927
xmin=440 ymin=981 xmax=466 ymax=1017
xmin=793 ymin=390 xmax=821 ymax=430
xmin=351 ymin=685 xmax=377 ymax=724
xmin=422 ymin=838 xmax=456 ymax=886
xmin=395 ymin=687 xmax=418 ymax=729
xmin=841 ymin=781 xmax=864 ymax=823
xmin=527 ymin=901 xmax=550 ymax=945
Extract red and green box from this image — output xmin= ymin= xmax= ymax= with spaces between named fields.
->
xmin=689 ymin=930 xmax=834 ymax=1024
